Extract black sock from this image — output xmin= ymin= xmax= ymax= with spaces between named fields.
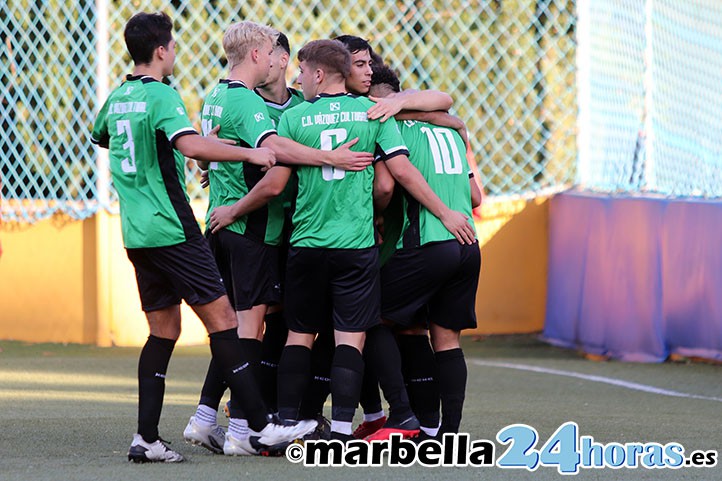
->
xmin=276 ymin=345 xmax=311 ymax=420
xmin=137 ymin=335 xmax=175 ymax=443
xmin=397 ymin=334 xmax=440 ymax=430
xmin=260 ymin=311 xmax=288 ymax=412
xmin=435 ymin=348 xmax=466 ymax=434
xmin=208 ymin=329 xmax=268 ymax=431
xmin=364 ymin=324 xmax=414 ymax=422
xmin=331 ymin=344 xmax=364 ymax=424
xmin=299 ymin=330 xmax=334 ymax=419
xmin=358 ymin=368 xmax=382 ymax=416
xmin=198 ymin=357 xmax=226 ymax=409
xmin=228 ymin=338 xmax=262 ymax=419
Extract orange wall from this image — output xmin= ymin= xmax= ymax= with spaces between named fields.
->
xmin=0 ymin=197 xmax=548 ymax=346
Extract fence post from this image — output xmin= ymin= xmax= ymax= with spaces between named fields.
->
xmin=94 ymin=0 xmax=113 ymax=346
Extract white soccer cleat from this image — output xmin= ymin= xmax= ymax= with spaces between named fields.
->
xmin=127 ymin=433 xmax=184 ymax=463
xmin=183 ymin=416 xmax=225 ymax=454
xmin=253 ymin=417 xmax=318 ymax=447
xmin=223 ymin=432 xmax=260 ymax=456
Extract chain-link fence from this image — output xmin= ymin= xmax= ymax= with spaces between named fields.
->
xmin=1 ymin=0 xmax=578 ymax=224
xmin=577 ymin=0 xmax=722 ymax=197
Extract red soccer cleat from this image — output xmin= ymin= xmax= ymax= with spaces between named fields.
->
xmin=352 ymin=416 xmax=387 ymax=439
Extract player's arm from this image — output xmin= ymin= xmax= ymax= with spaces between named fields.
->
xmin=470 ymin=174 xmax=483 ymax=208
xmin=394 ymin=111 xmax=470 ymax=147
xmin=368 ymin=89 xmax=454 ymax=122
xmin=207 ymin=165 xmax=293 ymax=234
xmin=90 ymin=99 xmax=111 ymax=148
xmin=467 ymin=145 xmax=484 ymax=209
xmin=385 ymin=154 xmax=476 ymax=245
xmin=175 ymin=134 xmax=275 ymax=170
xmin=373 ymin=160 xmax=395 ymax=211
xmin=261 ymin=134 xmax=373 ymax=171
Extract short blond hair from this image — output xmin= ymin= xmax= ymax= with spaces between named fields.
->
xmin=223 ymin=21 xmax=278 ymax=68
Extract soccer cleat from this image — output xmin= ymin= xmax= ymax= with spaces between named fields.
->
xmin=364 ymin=416 xmax=421 ymax=441
xmin=251 ymin=415 xmax=317 ymax=448
xmin=183 ymin=416 xmax=225 ymax=454
xmin=127 ymin=434 xmax=184 ymax=463
xmin=352 ymin=415 xmax=387 ymax=439
xmin=223 ymin=432 xmax=260 ymax=456
xmin=303 ymin=415 xmax=332 ymax=441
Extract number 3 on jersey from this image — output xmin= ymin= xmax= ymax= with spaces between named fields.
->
xmin=201 ymin=119 xmax=218 ymax=170
xmin=116 ymin=120 xmax=137 ymax=173
xmin=320 ymin=128 xmax=347 ymax=181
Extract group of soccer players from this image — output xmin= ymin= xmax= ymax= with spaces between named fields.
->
xmin=91 ymin=11 xmax=482 ymax=463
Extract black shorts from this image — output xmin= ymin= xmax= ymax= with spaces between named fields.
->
xmin=381 ymin=240 xmax=480 ymax=331
xmin=284 ymin=246 xmax=381 ymax=334
xmin=207 ymin=229 xmax=281 ymax=311
xmin=126 ymin=233 xmax=226 ymax=312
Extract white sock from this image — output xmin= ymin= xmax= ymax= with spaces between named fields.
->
xmin=228 ymin=418 xmax=249 ymax=439
xmin=194 ymin=404 xmax=218 ymax=427
xmin=331 ymin=420 xmax=353 ymax=435
xmin=420 ymin=424 xmax=440 ymax=437
xmin=363 ymin=411 xmax=385 ymax=423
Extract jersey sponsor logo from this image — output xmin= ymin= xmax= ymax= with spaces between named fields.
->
xmin=202 ymin=104 xmax=223 ymax=118
xmin=301 ymin=111 xmax=368 ymax=127
xmin=330 ymin=102 xmax=341 ymax=111
xmin=177 ymin=107 xmax=184 ymax=115
xmin=109 ymin=101 xmax=147 ymax=114
xmin=124 ymin=86 xmax=134 ymax=95
xmin=254 ymin=112 xmax=265 ymax=122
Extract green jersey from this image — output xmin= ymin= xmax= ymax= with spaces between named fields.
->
xmin=255 ymin=87 xmax=305 ymax=126
xmin=201 ymin=80 xmax=283 ymax=245
xmin=396 ymin=120 xmax=476 ymax=248
xmin=277 ymin=93 xmax=409 ymax=249
xmin=255 ymin=87 xmax=305 ymax=211
xmin=91 ymin=75 xmax=198 ymax=249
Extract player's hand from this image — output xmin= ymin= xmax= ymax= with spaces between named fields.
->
xmin=208 ymin=205 xmax=236 ymax=234
xmin=367 ymin=94 xmax=404 ymax=122
xmin=328 ymin=137 xmax=374 ymax=171
xmin=200 ymin=170 xmax=210 ymax=189
xmin=247 ymin=147 xmax=276 ymax=171
xmin=440 ymin=209 xmax=476 ymax=245
xmin=207 ymin=124 xmax=235 ymax=145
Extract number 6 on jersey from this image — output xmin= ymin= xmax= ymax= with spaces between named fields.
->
xmin=320 ymin=128 xmax=348 ymax=181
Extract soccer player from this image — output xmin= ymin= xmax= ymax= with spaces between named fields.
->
xmin=90 ymin=12 xmax=316 ymax=463
xmin=251 ymin=32 xmax=304 ymax=420
xmin=211 ymin=39 xmax=474 ymax=441
xmin=370 ymin=64 xmax=482 ymax=437
xmin=333 ymin=34 xmax=459 ymax=440
xmin=183 ymin=22 xmax=373 ymax=456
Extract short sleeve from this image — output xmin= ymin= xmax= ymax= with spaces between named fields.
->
xmin=375 ymin=117 xmax=409 ymax=161
xmin=226 ymin=91 xmax=277 ymax=147
xmin=90 ymin=98 xmax=111 ymax=148
xmin=149 ymin=85 xmax=197 ymax=145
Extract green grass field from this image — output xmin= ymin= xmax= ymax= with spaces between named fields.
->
xmin=1 ymin=335 xmax=719 ymax=480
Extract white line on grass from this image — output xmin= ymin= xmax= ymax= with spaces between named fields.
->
xmin=470 ymin=359 xmax=722 ymax=403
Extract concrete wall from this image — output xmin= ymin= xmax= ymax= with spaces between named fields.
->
xmin=0 ymin=197 xmax=548 ymax=346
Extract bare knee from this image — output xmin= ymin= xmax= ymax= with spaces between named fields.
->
xmin=146 ymin=305 xmax=182 ymax=340
xmin=286 ymin=330 xmax=315 ymax=349
xmin=430 ymin=324 xmax=460 ymax=352
xmin=190 ymin=295 xmax=237 ymax=334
